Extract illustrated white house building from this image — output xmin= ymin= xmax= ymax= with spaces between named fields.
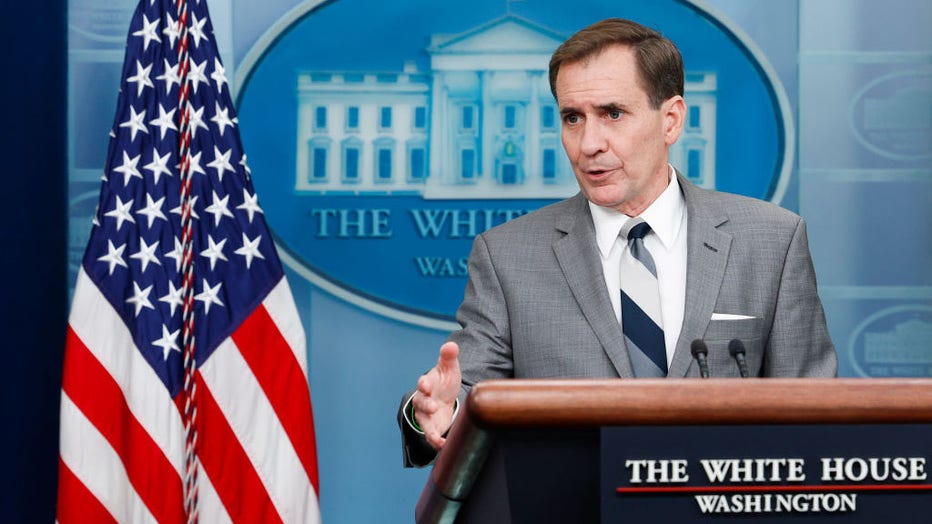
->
xmin=866 ymin=318 xmax=932 ymax=366
xmin=295 ymin=14 xmax=716 ymax=199
xmin=671 ymin=72 xmax=717 ymax=188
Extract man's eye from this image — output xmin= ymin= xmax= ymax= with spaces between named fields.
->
xmin=608 ymin=110 xmax=622 ymax=119
xmin=564 ymin=114 xmax=580 ymax=124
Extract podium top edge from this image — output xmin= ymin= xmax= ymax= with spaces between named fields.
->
xmin=466 ymin=378 xmax=932 ymax=428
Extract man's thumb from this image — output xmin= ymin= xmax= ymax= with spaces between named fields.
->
xmin=438 ymin=342 xmax=460 ymax=373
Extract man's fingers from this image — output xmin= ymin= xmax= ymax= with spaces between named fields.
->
xmin=410 ymin=341 xmax=459 ymax=451
xmin=437 ymin=342 xmax=460 ymax=373
xmin=412 ymin=392 xmax=438 ymax=416
xmin=416 ymin=373 xmax=435 ymax=396
xmin=415 ymin=399 xmax=450 ymax=451
xmin=425 ymin=431 xmax=446 ymax=451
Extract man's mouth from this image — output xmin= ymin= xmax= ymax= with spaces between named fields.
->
xmin=584 ymin=167 xmax=616 ymax=178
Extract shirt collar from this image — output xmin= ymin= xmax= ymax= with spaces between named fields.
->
xmin=589 ymin=166 xmax=685 ymax=258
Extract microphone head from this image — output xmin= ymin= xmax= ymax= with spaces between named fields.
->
xmin=690 ymin=339 xmax=708 ymax=357
xmin=728 ymin=339 xmax=746 ymax=357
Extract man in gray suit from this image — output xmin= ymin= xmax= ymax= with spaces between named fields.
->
xmin=400 ymin=18 xmax=837 ymax=467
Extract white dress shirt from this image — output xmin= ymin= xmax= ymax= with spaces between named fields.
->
xmin=588 ymin=167 xmax=688 ymax=367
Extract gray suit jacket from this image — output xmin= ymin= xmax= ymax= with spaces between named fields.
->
xmin=400 ymin=174 xmax=837 ymax=466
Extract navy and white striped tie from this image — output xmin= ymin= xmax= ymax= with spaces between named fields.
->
xmin=620 ymin=218 xmax=667 ymax=377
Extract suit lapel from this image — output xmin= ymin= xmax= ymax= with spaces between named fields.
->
xmin=668 ymin=176 xmax=732 ymax=377
xmin=552 ymin=195 xmax=635 ymax=378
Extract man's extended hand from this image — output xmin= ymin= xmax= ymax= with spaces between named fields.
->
xmin=412 ymin=341 xmax=461 ymax=450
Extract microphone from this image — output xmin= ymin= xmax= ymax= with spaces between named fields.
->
xmin=690 ymin=339 xmax=710 ymax=378
xmin=728 ymin=339 xmax=750 ymax=378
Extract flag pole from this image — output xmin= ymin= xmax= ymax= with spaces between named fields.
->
xmin=174 ymin=0 xmax=200 ymax=521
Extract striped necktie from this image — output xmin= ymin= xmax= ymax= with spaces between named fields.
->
xmin=619 ymin=218 xmax=667 ymax=377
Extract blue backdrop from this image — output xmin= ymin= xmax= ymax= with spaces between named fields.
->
xmin=2 ymin=0 xmax=930 ymax=522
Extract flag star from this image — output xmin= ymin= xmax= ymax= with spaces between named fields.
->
xmin=130 ymin=237 xmax=162 ymax=272
xmin=112 ymin=150 xmax=143 ymax=187
xmin=211 ymin=58 xmax=228 ymax=93
xmin=186 ymin=103 xmax=210 ymax=139
xmin=240 ymin=154 xmax=252 ymax=179
xmin=236 ymin=189 xmax=263 ymax=224
xmin=164 ymin=237 xmax=185 ymax=271
xmin=195 ymin=278 xmax=224 ymax=315
xmin=97 ymin=240 xmax=128 ymax=275
xmin=184 ymin=150 xmax=208 ymax=178
xmin=187 ymin=59 xmax=209 ymax=94
xmin=199 ymin=234 xmax=229 ymax=270
xmin=144 ymin=149 xmax=174 ymax=184
xmin=132 ymin=14 xmax=161 ymax=52
xmin=188 ymin=13 xmax=209 ymax=49
xmin=156 ymin=58 xmax=181 ymax=95
xmin=126 ymin=281 xmax=155 ymax=317
xmin=136 ymin=194 xmax=167 ymax=228
xmin=210 ymin=102 xmax=235 ymax=138
xmin=149 ymin=104 xmax=178 ymax=141
xmin=152 ymin=324 xmax=181 ymax=361
xmin=170 ymin=195 xmax=200 ymax=221
xmin=205 ymin=190 xmax=234 ymax=226
xmin=119 ymin=105 xmax=148 ymax=141
xmin=206 ymin=146 xmax=236 ymax=182
xmin=104 ymin=196 xmax=136 ymax=231
xmin=234 ymin=233 xmax=265 ymax=269
xmin=162 ymin=13 xmax=181 ymax=48
xmin=159 ymin=280 xmax=184 ymax=317
xmin=126 ymin=60 xmax=154 ymax=97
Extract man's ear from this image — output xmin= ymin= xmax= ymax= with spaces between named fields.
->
xmin=663 ymin=95 xmax=686 ymax=145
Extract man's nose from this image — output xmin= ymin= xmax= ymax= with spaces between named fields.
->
xmin=579 ymin=119 xmax=608 ymax=156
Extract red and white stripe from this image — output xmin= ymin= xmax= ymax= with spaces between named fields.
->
xmin=58 ymin=269 xmax=321 ymax=523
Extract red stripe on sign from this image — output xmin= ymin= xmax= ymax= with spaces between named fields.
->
xmin=617 ymin=483 xmax=932 ymax=493
xmin=57 ymin=456 xmax=118 ymax=524
xmin=195 ymin=371 xmax=284 ymax=524
xmin=232 ymin=304 xmax=320 ymax=491
xmin=62 ymin=327 xmax=185 ymax=524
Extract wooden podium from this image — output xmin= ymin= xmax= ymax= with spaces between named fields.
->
xmin=415 ymin=378 xmax=932 ymax=523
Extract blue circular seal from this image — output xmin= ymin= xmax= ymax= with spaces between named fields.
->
xmin=850 ymin=71 xmax=932 ymax=161
xmin=848 ymin=305 xmax=932 ymax=378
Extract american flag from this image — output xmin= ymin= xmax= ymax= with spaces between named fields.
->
xmin=57 ymin=0 xmax=321 ymax=522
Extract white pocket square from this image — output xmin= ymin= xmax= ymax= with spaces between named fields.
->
xmin=711 ymin=313 xmax=756 ymax=320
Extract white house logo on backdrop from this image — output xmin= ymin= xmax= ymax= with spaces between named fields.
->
xmin=235 ymin=0 xmax=789 ymax=327
xmin=850 ymin=71 xmax=932 ymax=161
xmin=70 ymin=1 xmax=137 ymax=43
xmin=848 ymin=306 xmax=932 ymax=378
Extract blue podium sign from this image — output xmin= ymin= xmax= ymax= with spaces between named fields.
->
xmin=602 ymin=424 xmax=932 ymax=522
